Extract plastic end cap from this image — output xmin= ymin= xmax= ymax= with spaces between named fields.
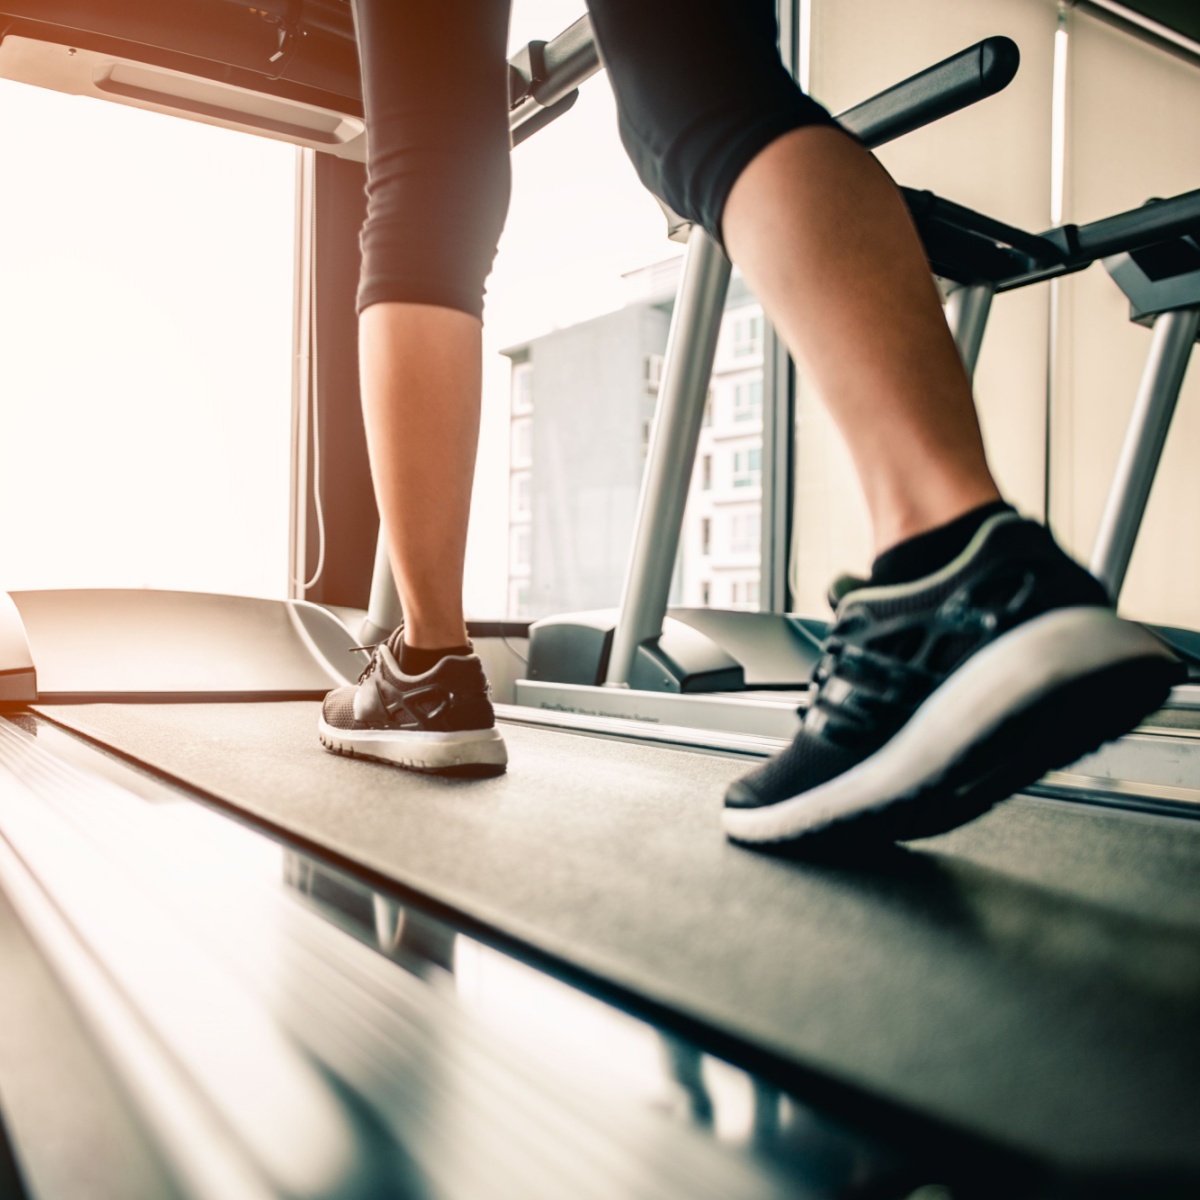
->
xmin=978 ymin=36 xmax=1021 ymax=97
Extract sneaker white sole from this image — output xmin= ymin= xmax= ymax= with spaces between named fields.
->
xmin=723 ymin=608 xmax=1180 ymax=846
xmin=317 ymin=717 xmax=508 ymax=776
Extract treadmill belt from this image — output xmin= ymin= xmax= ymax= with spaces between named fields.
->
xmin=35 ymin=701 xmax=1200 ymax=1184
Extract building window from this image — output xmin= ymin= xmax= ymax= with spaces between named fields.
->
xmin=511 ymin=362 xmax=534 ymax=415
xmin=729 ymin=511 xmax=760 ymax=555
xmin=511 ymin=417 xmax=533 ymax=468
xmin=747 ymin=579 xmax=760 ymax=607
xmin=702 ymin=389 xmax=714 ymax=427
xmin=508 ymin=579 xmax=530 ymax=619
xmin=701 ymin=454 xmax=713 ymax=490
xmin=642 ymin=417 xmax=653 ymax=457
xmin=510 ymin=471 xmax=531 ymax=519
xmin=510 ymin=525 xmax=532 ymax=572
xmin=701 ymin=517 xmax=711 ymax=556
xmin=732 ymin=447 xmax=761 ymax=488
xmin=643 ymin=352 xmax=665 ymax=392
xmin=733 ymin=380 xmax=762 ymax=423
xmin=700 ymin=580 xmax=711 ymax=606
xmin=731 ymin=312 xmax=763 ymax=359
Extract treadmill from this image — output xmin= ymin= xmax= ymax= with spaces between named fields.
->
xmin=1 ymin=4 xmax=1198 ymax=1197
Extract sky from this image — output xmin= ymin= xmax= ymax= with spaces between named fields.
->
xmin=0 ymin=0 xmax=681 ymax=616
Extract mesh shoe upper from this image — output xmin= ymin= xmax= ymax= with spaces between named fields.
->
xmin=727 ymin=514 xmax=1110 ymax=810
xmin=322 ymin=629 xmax=495 ymax=734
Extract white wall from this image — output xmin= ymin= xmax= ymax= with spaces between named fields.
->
xmin=790 ymin=0 xmax=1200 ymax=626
xmin=1052 ymin=12 xmax=1200 ymax=626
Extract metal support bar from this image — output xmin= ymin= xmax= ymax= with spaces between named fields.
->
xmin=605 ymin=230 xmax=732 ymax=686
xmin=359 ymin=529 xmax=402 ymax=645
xmin=945 ymin=283 xmax=995 ymax=380
xmin=1089 ymin=306 xmax=1200 ymax=601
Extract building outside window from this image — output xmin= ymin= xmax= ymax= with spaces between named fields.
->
xmin=511 ymin=417 xmax=533 ymax=469
xmin=510 ymin=525 xmax=532 ymax=573
xmin=701 ymin=517 xmax=712 ymax=556
xmin=700 ymin=580 xmax=711 ymax=605
xmin=731 ymin=312 xmax=763 ymax=360
xmin=729 ymin=511 xmax=760 ymax=556
xmin=510 ymin=471 xmax=532 ymax=520
xmin=732 ymin=447 xmax=761 ymax=488
xmin=701 ymin=454 xmax=713 ymax=490
xmin=643 ymin=352 xmax=664 ymax=392
xmin=732 ymin=380 xmax=762 ymax=424
xmin=508 ymin=579 xmax=530 ymax=619
xmin=511 ymin=361 xmax=534 ymax=415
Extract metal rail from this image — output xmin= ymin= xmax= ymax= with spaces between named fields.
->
xmin=605 ymin=37 xmax=1024 ymax=686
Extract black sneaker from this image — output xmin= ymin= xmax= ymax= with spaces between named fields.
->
xmin=318 ymin=628 xmax=507 ymax=777
xmin=723 ymin=512 xmax=1183 ymax=848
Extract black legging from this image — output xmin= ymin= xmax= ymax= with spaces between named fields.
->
xmin=351 ymin=0 xmax=837 ymax=318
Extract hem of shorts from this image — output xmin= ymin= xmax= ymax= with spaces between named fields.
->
xmin=701 ymin=104 xmax=850 ymax=249
xmin=356 ymin=278 xmax=485 ymax=320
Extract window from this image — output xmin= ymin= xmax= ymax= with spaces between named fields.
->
xmin=643 ymin=352 xmax=665 ymax=392
xmin=511 ymin=361 xmax=534 ymax=415
xmin=511 ymin=418 xmax=533 ymax=468
xmin=700 ymin=580 xmax=711 ymax=605
xmin=642 ymin=418 xmax=653 ymax=457
xmin=701 ymin=454 xmax=713 ymax=490
xmin=702 ymin=389 xmax=714 ymax=427
xmin=508 ymin=579 xmax=531 ymax=619
xmin=747 ymin=579 xmax=760 ymax=607
xmin=700 ymin=517 xmax=711 ymax=556
xmin=732 ymin=380 xmax=762 ymax=423
xmin=510 ymin=472 xmax=532 ymax=519
xmin=510 ymin=525 xmax=532 ymax=572
xmin=732 ymin=447 xmax=761 ymax=488
xmin=729 ymin=511 xmax=760 ymax=555
xmin=0 ymin=80 xmax=295 ymax=597
xmin=731 ymin=312 xmax=763 ymax=359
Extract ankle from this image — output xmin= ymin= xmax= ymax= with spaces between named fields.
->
xmin=872 ymin=482 xmax=1004 ymax=555
xmin=400 ymin=639 xmax=472 ymax=676
xmin=870 ymin=499 xmax=1013 ymax=587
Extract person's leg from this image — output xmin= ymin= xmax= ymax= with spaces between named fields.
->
xmin=318 ymin=0 xmax=511 ymax=775
xmin=589 ymin=0 xmax=1182 ymax=845
xmin=358 ymin=303 xmax=482 ymax=653
xmin=721 ymin=127 xmax=1000 ymax=553
xmin=352 ymin=0 xmax=511 ymax=657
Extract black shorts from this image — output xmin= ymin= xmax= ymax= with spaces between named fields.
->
xmin=351 ymin=0 xmax=837 ymax=318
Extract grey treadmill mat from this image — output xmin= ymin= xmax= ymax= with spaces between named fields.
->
xmin=37 ymin=702 xmax=1200 ymax=1179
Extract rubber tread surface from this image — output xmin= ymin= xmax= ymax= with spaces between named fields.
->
xmin=32 ymin=701 xmax=1200 ymax=1183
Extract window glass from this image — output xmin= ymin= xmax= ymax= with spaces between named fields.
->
xmin=0 ymin=82 xmax=295 ymax=596
xmin=511 ymin=361 xmax=535 ymax=415
xmin=510 ymin=418 xmax=534 ymax=468
xmin=732 ymin=448 xmax=762 ymax=489
xmin=510 ymin=472 xmax=532 ymax=520
xmin=467 ymin=0 xmax=763 ymax=620
xmin=510 ymin=525 xmax=532 ymax=572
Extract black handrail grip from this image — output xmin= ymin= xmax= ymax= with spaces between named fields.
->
xmin=903 ymin=188 xmax=1065 ymax=264
xmin=838 ymin=36 xmax=1020 ymax=149
xmin=1065 ymin=189 xmax=1200 ymax=260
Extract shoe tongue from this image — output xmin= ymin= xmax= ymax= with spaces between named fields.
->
xmin=827 ymin=573 xmax=869 ymax=609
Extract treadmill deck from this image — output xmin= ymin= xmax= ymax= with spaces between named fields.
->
xmin=33 ymin=700 xmax=1200 ymax=1186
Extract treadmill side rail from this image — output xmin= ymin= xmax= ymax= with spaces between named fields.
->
xmin=0 ymin=592 xmax=36 ymax=704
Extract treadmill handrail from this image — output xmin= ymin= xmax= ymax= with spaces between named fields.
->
xmin=837 ymin=36 xmax=1020 ymax=147
xmin=508 ymin=15 xmax=600 ymax=140
xmin=907 ymin=186 xmax=1200 ymax=292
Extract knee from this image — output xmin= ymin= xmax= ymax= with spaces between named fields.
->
xmin=358 ymin=120 xmax=511 ymax=319
xmin=591 ymin=1 xmax=837 ymax=243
